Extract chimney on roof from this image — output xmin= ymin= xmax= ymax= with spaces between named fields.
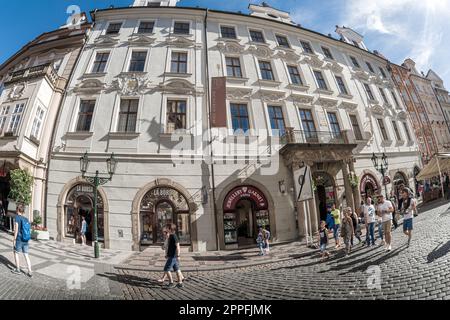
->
xmin=262 ymin=2 xmax=270 ymax=7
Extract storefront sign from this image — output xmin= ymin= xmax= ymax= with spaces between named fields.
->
xmin=211 ymin=77 xmax=227 ymax=127
xmin=360 ymin=174 xmax=379 ymax=193
xmin=224 ymin=186 xmax=268 ymax=212
xmin=294 ymin=166 xmax=313 ymax=201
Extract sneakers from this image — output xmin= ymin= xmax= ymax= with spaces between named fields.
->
xmin=11 ymin=269 xmax=21 ymax=275
xmin=166 ymin=283 xmax=176 ymax=289
xmin=27 ymin=272 xmax=33 ymax=278
xmin=177 ymin=283 xmax=184 ymax=288
xmin=387 ymin=245 xmax=392 ymax=251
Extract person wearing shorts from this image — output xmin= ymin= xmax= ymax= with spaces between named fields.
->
xmin=377 ymin=194 xmax=394 ymax=251
xmin=401 ymin=188 xmax=416 ymax=247
xmin=12 ymin=205 xmax=32 ymax=277
xmin=318 ymin=221 xmax=330 ymax=261
xmin=163 ymin=224 xmax=185 ymax=289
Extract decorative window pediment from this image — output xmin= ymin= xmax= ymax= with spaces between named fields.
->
xmin=163 ymin=36 xmax=196 ymax=48
xmin=127 ymin=34 xmax=156 ymax=46
xmin=7 ymin=83 xmax=26 ymax=101
xmin=275 ymin=49 xmax=301 ymax=63
xmin=301 ymin=55 xmax=324 ymax=69
xmin=257 ymin=88 xmax=286 ymax=102
xmin=289 ymin=92 xmax=314 ymax=104
xmin=370 ymin=103 xmax=385 ymax=115
xmin=324 ymin=61 xmax=343 ymax=73
xmin=353 ymin=70 xmax=370 ymax=81
xmin=92 ymin=35 xmax=119 ymax=47
xmin=73 ymin=79 xmax=106 ymax=94
xmin=397 ymin=110 xmax=408 ymax=120
xmin=106 ymin=73 xmax=152 ymax=96
xmin=157 ymin=78 xmax=200 ymax=95
xmin=247 ymin=44 xmax=275 ymax=59
xmin=216 ymin=41 xmax=246 ymax=55
xmin=315 ymin=96 xmax=339 ymax=109
xmin=339 ymin=100 xmax=358 ymax=111
xmin=226 ymin=86 xmax=253 ymax=101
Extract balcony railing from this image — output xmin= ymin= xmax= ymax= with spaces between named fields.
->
xmin=5 ymin=63 xmax=59 ymax=86
xmin=282 ymin=128 xmax=345 ymax=145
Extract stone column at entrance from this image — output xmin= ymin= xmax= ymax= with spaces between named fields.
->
xmin=296 ymin=201 xmax=307 ymax=240
xmin=349 ymin=159 xmax=361 ymax=211
xmin=308 ymin=198 xmax=318 ymax=236
xmin=341 ymin=160 xmax=354 ymax=210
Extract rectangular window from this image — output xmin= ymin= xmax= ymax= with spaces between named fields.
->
xmin=30 ymin=106 xmax=45 ymax=139
xmin=349 ymin=115 xmax=363 ymax=140
xmin=379 ymin=67 xmax=387 ymax=79
xmin=366 ymin=62 xmax=375 ymax=73
xmin=118 ymin=99 xmax=138 ymax=132
xmin=350 ymin=56 xmax=360 ymax=68
xmin=268 ymin=106 xmax=285 ymax=136
xmin=7 ymin=103 xmax=25 ymax=135
xmin=230 ymin=103 xmax=250 ymax=133
xmin=327 ymin=112 xmax=341 ymax=138
xmin=300 ymin=41 xmax=314 ymax=54
xmin=106 ymin=23 xmax=122 ymax=35
xmin=129 ymin=51 xmax=147 ymax=72
xmin=379 ymin=87 xmax=388 ymax=104
xmin=76 ymin=100 xmax=95 ymax=132
xmin=403 ymin=122 xmax=412 ymax=141
xmin=377 ymin=118 xmax=389 ymax=141
xmin=91 ymin=52 xmax=110 ymax=73
xmin=259 ymin=60 xmax=274 ymax=81
xmin=138 ymin=21 xmax=155 ymax=34
xmin=364 ymin=83 xmax=375 ymax=100
xmin=173 ymin=22 xmax=190 ymax=34
xmin=166 ymin=100 xmax=187 ymax=133
xmin=170 ymin=52 xmax=188 ymax=73
xmin=250 ymin=30 xmax=265 ymax=43
xmin=335 ymin=76 xmax=348 ymax=95
xmin=392 ymin=121 xmax=401 ymax=141
xmin=287 ymin=65 xmax=303 ymax=85
xmin=314 ymin=70 xmax=328 ymax=90
xmin=221 ymin=26 xmax=237 ymax=39
xmin=276 ymin=35 xmax=290 ymax=48
xmin=391 ymin=91 xmax=400 ymax=108
xmin=0 ymin=105 xmax=10 ymax=134
xmin=226 ymin=57 xmax=242 ymax=78
xmin=321 ymin=47 xmax=334 ymax=60
xmin=299 ymin=108 xmax=317 ymax=139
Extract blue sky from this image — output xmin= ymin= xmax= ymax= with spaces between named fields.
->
xmin=1 ymin=0 xmax=449 ymax=86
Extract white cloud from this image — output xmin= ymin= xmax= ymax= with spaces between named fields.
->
xmin=339 ymin=0 xmax=450 ymax=85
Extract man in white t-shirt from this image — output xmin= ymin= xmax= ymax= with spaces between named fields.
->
xmin=363 ymin=197 xmax=376 ymax=246
xmin=377 ymin=194 xmax=394 ymax=251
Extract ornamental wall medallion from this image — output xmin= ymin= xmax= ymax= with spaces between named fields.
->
xmin=157 ymin=78 xmax=198 ymax=95
xmin=226 ymin=87 xmax=253 ymax=101
xmin=107 ymin=74 xmax=151 ymax=96
xmin=247 ymin=45 xmax=274 ymax=59
xmin=73 ymin=79 xmax=106 ymax=94
xmin=370 ymin=104 xmax=385 ymax=115
xmin=216 ymin=42 xmax=246 ymax=54
xmin=7 ymin=83 xmax=26 ymax=100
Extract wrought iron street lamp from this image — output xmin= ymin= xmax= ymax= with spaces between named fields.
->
xmin=80 ymin=152 xmax=117 ymax=258
xmin=371 ymin=152 xmax=389 ymax=198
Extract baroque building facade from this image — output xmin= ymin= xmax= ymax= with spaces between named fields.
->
xmin=44 ymin=0 xmax=421 ymax=252
xmin=0 ymin=16 xmax=90 ymax=225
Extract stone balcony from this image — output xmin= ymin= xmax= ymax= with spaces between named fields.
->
xmin=4 ymin=63 xmax=66 ymax=90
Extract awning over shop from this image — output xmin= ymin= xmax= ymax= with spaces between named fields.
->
xmin=416 ymin=154 xmax=450 ymax=180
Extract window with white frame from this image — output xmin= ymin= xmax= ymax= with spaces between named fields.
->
xmin=391 ymin=91 xmax=400 ymax=108
xmin=349 ymin=114 xmax=363 ymax=140
xmin=335 ymin=76 xmax=349 ymax=95
xmin=91 ymin=52 xmax=110 ymax=73
xmin=7 ymin=103 xmax=25 ymax=135
xmin=350 ymin=56 xmax=360 ymax=68
xmin=258 ymin=60 xmax=275 ymax=80
xmin=314 ymin=70 xmax=328 ymax=90
xmin=0 ymin=105 xmax=10 ymax=134
xmin=220 ymin=26 xmax=237 ymax=39
xmin=30 ymin=106 xmax=45 ymax=140
xmin=118 ymin=99 xmax=138 ymax=132
xmin=327 ymin=112 xmax=341 ymax=138
xmin=249 ymin=30 xmax=265 ymax=43
xmin=173 ymin=22 xmax=190 ymax=35
xmin=364 ymin=83 xmax=375 ymax=100
xmin=226 ymin=57 xmax=242 ymax=78
xmin=378 ymin=87 xmax=389 ymax=104
xmin=166 ymin=100 xmax=187 ymax=133
xmin=170 ymin=52 xmax=188 ymax=73
xmin=300 ymin=41 xmax=314 ymax=54
xmin=231 ymin=103 xmax=250 ymax=134
xmin=106 ymin=23 xmax=122 ymax=35
xmin=138 ymin=21 xmax=155 ymax=34
xmin=379 ymin=67 xmax=387 ymax=79
xmin=276 ymin=35 xmax=290 ymax=48
xmin=391 ymin=120 xmax=402 ymax=141
xmin=366 ymin=62 xmax=375 ymax=73
xmin=377 ymin=118 xmax=389 ymax=141
xmin=76 ymin=100 xmax=95 ymax=132
xmin=287 ymin=65 xmax=303 ymax=85
xmin=268 ymin=105 xmax=286 ymax=136
xmin=321 ymin=47 xmax=334 ymax=60
xmin=129 ymin=51 xmax=147 ymax=72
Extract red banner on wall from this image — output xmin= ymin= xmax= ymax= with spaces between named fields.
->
xmin=211 ymin=77 xmax=227 ymax=127
xmin=223 ymin=186 xmax=268 ymax=212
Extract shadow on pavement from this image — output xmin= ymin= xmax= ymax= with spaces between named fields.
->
xmin=0 ymin=255 xmax=15 ymax=270
xmin=97 ymin=272 xmax=162 ymax=290
xmin=427 ymin=240 xmax=450 ymax=263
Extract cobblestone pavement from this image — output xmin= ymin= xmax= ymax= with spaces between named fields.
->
xmin=1 ymin=200 xmax=450 ymax=300
xmin=111 ymin=201 xmax=450 ymax=300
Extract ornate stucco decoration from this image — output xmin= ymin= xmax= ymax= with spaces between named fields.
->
xmin=316 ymin=96 xmax=339 ymax=109
xmin=216 ymin=41 xmax=246 ymax=55
xmin=257 ymin=88 xmax=286 ymax=102
xmin=369 ymin=103 xmax=385 ymax=115
xmin=157 ymin=78 xmax=201 ymax=95
xmin=353 ymin=70 xmax=370 ymax=81
xmin=290 ymin=92 xmax=314 ymax=104
xmin=226 ymin=87 xmax=253 ymax=101
xmin=127 ymin=34 xmax=156 ymax=46
xmin=163 ymin=36 xmax=196 ymax=48
xmin=247 ymin=44 xmax=275 ymax=59
xmin=371 ymin=76 xmax=384 ymax=86
xmin=397 ymin=110 xmax=408 ymax=120
xmin=302 ymin=54 xmax=324 ymax=69
xmin=324 ymin=61 xmax=343 ymax=73
xmin=92 ymin=35 xmax=119 ymax=47
xmin=106 ymin=73 xmax=152 ymax=96
xmin=7 ymin=83 xmax=26 ymax=100
xmin=339 ymin=100 xmax=358 ymax=111
xmin=73 ymin=79 xmax=106 ymax=94
xmin=275 ymin=49 xmax=301 ymax=64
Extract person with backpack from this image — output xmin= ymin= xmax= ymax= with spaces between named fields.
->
xmin=11 ymin=205 xmax=32 ymax=277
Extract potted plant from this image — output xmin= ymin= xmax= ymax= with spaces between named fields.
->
xmin=7 ymin=168 xmax=33 ymax=220
xmin=31 ymin=216 xmax=50 ymax=240
xmin=349 ymin=173 xmax=360 ymax=189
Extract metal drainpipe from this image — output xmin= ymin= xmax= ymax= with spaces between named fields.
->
xmin=203 ymin=9 xmax=220 ymax=251
xmin=43 ymin=23 xmax=92 ymax=228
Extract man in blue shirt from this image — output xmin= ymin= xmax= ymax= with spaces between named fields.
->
xmin=12 ymin=205 xmax=32 ymax=277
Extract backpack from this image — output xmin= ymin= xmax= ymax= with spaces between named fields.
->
xmin=20 ymin=216 xmax=31 ymax=242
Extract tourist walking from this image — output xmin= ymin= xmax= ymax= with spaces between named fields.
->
xmin=331 ymin=203 xmax=341 ymax=248
xmin=401 ymin=188 xmax=417 ymax=247
xmin=325 ymin=206 xmax=334 ymax=234
xmin=351 ymin=208 xmax=362 ymax=245
xmin=11 ymin=205 xmax=32 ymax=277
xmin=318 ymin=221 xmax=330 ymax=261
xmin=389 ymin=190 xmax=398 ymax=230
xmin=364 ymin=197 xmax=376 ymax=247
xmin=158 ymin=227 xmax=170 ymax=284
xmin=262 ymin=227 xmax=271 ymax=255
xmin=341 ymin=208 xmax=355 ymax=256
xmin=377 ymin=194 xmax=394 ymax=251
xmin=80 ymin=216 xmax=87 ymax=246
xmin=163 ymin=223 xmax=184 ymax=288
